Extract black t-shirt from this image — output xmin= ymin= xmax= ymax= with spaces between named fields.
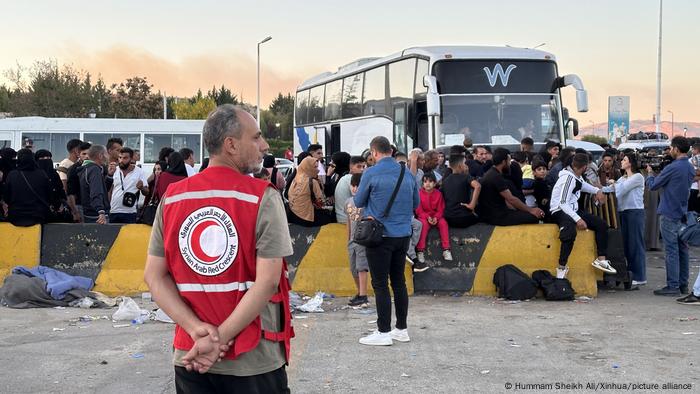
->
xmin=66 ymin=162 xmax=82 ymax=204
xmin=477 ymin=167 xmax=510 ymax=220
xmin=442 ymin=172 xmax=474 ymax=219
xmin=533 ymin=178 xmax=551 ymax=214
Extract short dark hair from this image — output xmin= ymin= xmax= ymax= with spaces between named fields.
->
xmin=671 ymin=136 xmax=690 ymax=154
xmin=106 ymin=137 xmax=123 ymax=151
xmin=179 ymin=148 xmax=194 ymax=160
xmin=545 ymin=140 xmax=560 ymax=149
xmin=492 ymin=148 xmax=510 ymax=166
xmin=449 ymin=145 xmax=467 ymax=157
xmin=532 ymin=159 xmax=548 ymax=170
xmin=511 ymin=151 xmax=528 ymax=164
xmin=692 ymin=143 xmax=700 ymax=151
xmin=521 ymin=137 xmax=534 ymax=145
xmin=422 ymin=171 xmax=437 ymax=183
xmin=571 ymin=153 xmax=589 ymax=169
xmin=449 ymin=154 xmax=465 ymax=168
xmin=350 ymin=173 xmax=363 ymax=187
xmin=66 ymin=139 xmax=82 ymax=153
xmin=602 ymin=151 xmax=614 ymax=160
xmin=350 ymin=155 xmax=366 ymax=165
xmin=79 ymin=142 xmax=92 ymax=151
xmin=369 ymin=136 xmax=392 ymax=154
xmin=307 ymin=144 xmax=322 ymax=153
xmin=120 ymin=147 xmax=134 ymax=158
xmin=558 ymin=147 xmax=576 ymax=167
xmin=475 ymin=145 xmax=492 ymax=154
xmin=159 ymin=147 xmax=175 ymax=162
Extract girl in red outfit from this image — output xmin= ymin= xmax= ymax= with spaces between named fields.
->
xmin=415 ymin=172 xmax=452 ymax=263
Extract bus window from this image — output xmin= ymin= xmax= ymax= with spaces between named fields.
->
xmin=173 ymin=134 xmax=201 ymax=162
xmin=415 ymin=59 xmax=429 ymax=96
xmin=295 ymin=90 xmax=310 ymax=125
xmin=362 ymin=66 xmax=386 ymax=116
xmin=389 ymin=58 xmax=416 ymax=105
xmin=324 ymin=80 xmax=342 ymax=121
xmin=22 ymin=132 xmax=80 ymax=156
xmin=84 ymin=133 xmax=140 ymax=151
xmin=342 ymin=74 xmax=363 ymax=118
xmin=308 ymin=85 xmax=325 ymax=123
xmin=144 ymin=133 xmax=201 ymax=163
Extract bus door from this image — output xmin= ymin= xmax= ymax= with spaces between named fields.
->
xmin=413 ymin=100 xmax=430 ymax=151
xmin=325 ymin=124 xmax=341 ymax=156
xmin=0 ymin=132 xmax=12 ymax=149
xmin=393 ymin=103 xmax=408 ymax=154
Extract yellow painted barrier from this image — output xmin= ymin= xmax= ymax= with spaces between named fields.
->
xmin=471 ymin=224 xmax=598 ymax=297
xmin=93 ymin=224 xmax=152 ymax=296
xmin=292 ymin=223 xmax=415 ymax=296
xmin=0 ymin=223 xmax=41 ymax=281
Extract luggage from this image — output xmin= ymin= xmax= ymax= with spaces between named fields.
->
xmin=492 ymin=264 xmax=538 ymax=300
xmin=532 ymin=270 xmax=575 ymax=301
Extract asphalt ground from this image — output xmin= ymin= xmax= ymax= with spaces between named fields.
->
xmin=0 ymin=250 xmax=699 ymax=393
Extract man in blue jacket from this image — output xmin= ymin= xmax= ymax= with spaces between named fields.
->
xmin=646 ymin=136 xmax=695 ymax=296
xmin=354 ymin=136 xmax=419 ymax=346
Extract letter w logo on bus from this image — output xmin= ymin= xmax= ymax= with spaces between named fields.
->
xmin=483 ymin=64 xmax=517 ymax=87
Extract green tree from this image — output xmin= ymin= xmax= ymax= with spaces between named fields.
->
xmin=172 ymin=96 xmax=216 ymax=119
xmin=269 ymin=93 xmax=294 ymax=115
xmin=0 ymin=86 xmax=10 ymax=112
xmin=109 ymin=76 xmax=163 ymax=118
xmin=581 ymin=135 xmax=608 ymax=146
xmin=207 ymin=85 xmax=238 ymax=106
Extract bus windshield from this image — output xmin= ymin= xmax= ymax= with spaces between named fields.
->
xmin=436 ymin=94 xmax=561 ymax=148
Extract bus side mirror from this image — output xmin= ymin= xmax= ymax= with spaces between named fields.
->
xmin=562 ymin=74 xmax=589 ymax=113
xmin=566 ymin=117 xmax=579 ymax=137
xmin=423 ymin=75 xmax=441 ymax=117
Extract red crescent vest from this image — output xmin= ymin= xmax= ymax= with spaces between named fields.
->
xmin=161 ymin=166 xmax=294 ymax=361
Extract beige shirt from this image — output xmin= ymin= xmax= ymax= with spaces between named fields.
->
xmin=148 ymin=186 xmax=293 ymax=376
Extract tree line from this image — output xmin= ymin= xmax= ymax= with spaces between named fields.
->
xmin=0 ymin=60 xmax=295 ymax=141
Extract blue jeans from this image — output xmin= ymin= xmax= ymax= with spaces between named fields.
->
xmin=660 ymin=215 xmax=689 ymax=289
xmin=693 ymin=270 xmax=700 ymax=297
xmin=620 ymin=209 xmax=646 ymax=282
xmin=109 ymin=213 xmax=137 ymax=224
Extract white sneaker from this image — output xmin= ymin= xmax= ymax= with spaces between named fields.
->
xmin=592 ymin=259 xmax=617 ymax=274
xmin=556 ymin=266 xmax=569 ymax=279
xmin=389 ymin=328 xmax=410 ymax=342
xmin=442 ymin=250 xmax=453 ymax=261
xmin=416 ymin=251 xmax=425 ymax=263
xmin=631 ymin=280 xmax=647 ymax=286
xmin=405 ymin=256 xmax=414 ymax=266
xmin=359 ymin=330 xmax=393 ymax=346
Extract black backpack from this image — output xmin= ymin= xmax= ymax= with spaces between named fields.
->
xmin=532 ymin=270 xmax=575 ymax=301
xmin=492 ymin=265 xmax=538 ymax=300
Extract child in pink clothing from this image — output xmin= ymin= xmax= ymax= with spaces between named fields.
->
xmin=415 ymin=172 xmax=452 ymax=263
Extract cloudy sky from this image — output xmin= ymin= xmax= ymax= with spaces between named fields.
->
xmin=3 ymin=0 xmax=698 ymax=125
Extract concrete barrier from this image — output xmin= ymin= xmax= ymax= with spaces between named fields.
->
xmin=0 ymin=223 xmax=41 ymax=280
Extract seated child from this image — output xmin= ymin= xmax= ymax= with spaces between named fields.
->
xmin=415 ymin=172 xmax=452 ymax=263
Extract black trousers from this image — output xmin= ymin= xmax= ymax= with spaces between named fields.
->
xmin=365 ymin=236 xmax=410 ymax=333
xmin=287 ymin=208 xmax=335 ymax=227
xmin=485 ymin=210 xmax=539 ymax=226
xmin=174 ymin=366 xmax=289 ymax=394
xmin=445 ymin=214 xmax=479 ymax=228
xmin=552 ymin=210 xmax=608 ymax=265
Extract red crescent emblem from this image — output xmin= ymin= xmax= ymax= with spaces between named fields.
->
xmin=190 ymin=220 xmax=221 ymax=263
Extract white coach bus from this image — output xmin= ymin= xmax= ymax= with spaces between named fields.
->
xmin=0 ymin=117 xmax=205 ymax=172
xmin=293 ymin=45 xmax=588 ymax=157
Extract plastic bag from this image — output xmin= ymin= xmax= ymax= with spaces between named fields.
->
xmin=296 ymin=292 xmax=325 ymax=313
xmin=112 ymin=297 xmax=149 ymax=321
xmin=154 ymin=308 xmax=175 ymax=324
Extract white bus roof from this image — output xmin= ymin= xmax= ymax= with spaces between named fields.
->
xmin=0 ymin=116 xmax=205 ymax=133
xmin=298 ymin=45 xmax=555 ymax=90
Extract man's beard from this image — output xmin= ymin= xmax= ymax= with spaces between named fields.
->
xmin=241 ymin=161 xmax=263 ymax=175
xmin=119 ymin=163 xmax=130 ymax=170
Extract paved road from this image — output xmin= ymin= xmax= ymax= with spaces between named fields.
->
xmin=0 ymin=251 xmax=698 ymax=393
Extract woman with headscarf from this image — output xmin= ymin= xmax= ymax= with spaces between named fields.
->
xmin=2 ymin=149 xmax=52 ymax=226
xmin=324 ymin=151 xmax=351 ymax=199
xmin=283 ymin=151 xmax=311 ymax=201
xmin=287 ymin=156 xmax=334 ymax=227
xmin=263 ymin=154 xmax=286 ymax=190
xmin=35 ymin=149 xmax=68 ymax=213
xmin=154 ymin=152 xmax=188 ymax=202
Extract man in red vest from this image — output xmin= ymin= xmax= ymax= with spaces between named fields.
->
xmin=145 ymin=104 xmax=294 ymax=393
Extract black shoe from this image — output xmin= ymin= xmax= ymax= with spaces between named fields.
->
xmin=653 ymin=286 xmax=681 ymax=296
xmin=348 ymin=294 xmax=360 ymax=306
xmin=680 ymin=285 xmax=689 ymax=295
xmin=413 ymin=261 xmax=430 ymax=273
xmin=676 ymin=293 xmax=700 ymax=305
xmin=348 ymin=295 xmax=369 ymax=307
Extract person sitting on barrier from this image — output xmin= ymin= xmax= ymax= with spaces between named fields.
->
xmin=545 ymin=147 xmax=576 ymax=189
xmin=66 ymin=142 xmax=91 ymax=222
xmin=531 ymin=159 xmax=551 ymax=220
xmin=538 ymin=140 xmax=560 ymax=169
xmin=415 ymin=172 xmax=452 ymax=263
xmin=468 ymin=146 xmax=492 ymax=178
xmin=287 ymin=156 xmax=334 ymax=227
xmin=477 ymin=148 xmax=544 ymax=226
xmin=436 ymin=151 xmax=447 ymax=178
xmin=408 ymin=148 xmax=425 ymax=189
xmin=2 ymin=148 xmax=52 ymax=226
xmin=442 ymin=154 xmax=480 ymax=228
xmin=602 ymin=153 xmax=646 ymax=287
xmin=335 ymin=155 xmax=366 ymax=224
xmin=346 ymin=173 xmax=370 ymax=308
xmin=324 ymin=151 xmax=351 ymax=205
xmin=550 ymin=153 xmax=616 ymax=279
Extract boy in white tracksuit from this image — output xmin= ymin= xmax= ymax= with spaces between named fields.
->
xmin=550 ymin=153 xmax=617 ymax=279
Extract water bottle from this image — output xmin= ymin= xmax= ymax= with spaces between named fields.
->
xmin=131 ymin=314 xmax=149 ymax=325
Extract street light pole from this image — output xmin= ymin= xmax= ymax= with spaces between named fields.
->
xmin=684 ymin=127 xmax=688 ymax=138
xmin=257 ymin=36 xmax=272 ymax=129
xmin=667 ymin=110 xmax=674 ymax=136
xmin=589 ymin=120 xmax=595 ymax=136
